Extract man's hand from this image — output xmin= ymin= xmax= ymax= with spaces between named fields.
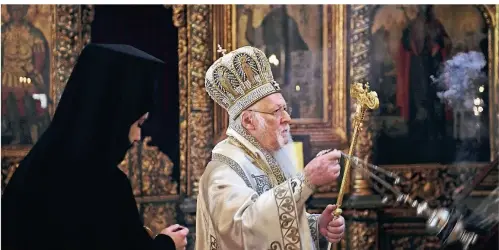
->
xmin=304 ymin=150 xmax=341 ymax=187
xmin=159 ymin=224 xmax=189 ymax=250
xmin=319 ymin=204 xmax=345 ymax=243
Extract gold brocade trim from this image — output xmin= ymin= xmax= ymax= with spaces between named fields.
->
xmin=274 ymin=181 xmax=301 ymax=250
xmin=307 ymin=214 xmax=320 ymax=249
xmin=268 ymin=241 xmax=283 ymax=250
xmin=209 ymin=234 xmax=218 ymax=250
xmin=224 ymin=128 xmax=301 ymax=249
xmin=296 ymin=172 xmax=318 ymax=193
xmin=228 ymin=120 xmax=287 ymax=184
xmin=227 ymin=136 xmax=279 ymax=186
xmin=211 ymin=152 xmax=252 ymax=188
xmin=251 ymin=174 xmax=272 ymax=195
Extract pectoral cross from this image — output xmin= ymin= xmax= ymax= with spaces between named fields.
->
xmin=217 ymin=44 xmax=227 ymax=56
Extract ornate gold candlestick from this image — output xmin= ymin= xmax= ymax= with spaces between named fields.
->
xmin=334 ymin=82 xmax=379 ymax=216
xmin=327 ymin=83 xmax=379 ymax=250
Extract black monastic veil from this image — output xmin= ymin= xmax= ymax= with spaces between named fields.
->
xmin=2 ymin=44 xmax=177 ymax=250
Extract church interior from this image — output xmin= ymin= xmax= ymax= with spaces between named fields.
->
xmin=1 ymin=4 xmax=498 ymax=250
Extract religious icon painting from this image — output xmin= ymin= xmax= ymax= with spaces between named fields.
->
xmin=1 ymin=5 xmax=53 ymax=146
xmin=367 ymin=5 xmax=495 ymax=165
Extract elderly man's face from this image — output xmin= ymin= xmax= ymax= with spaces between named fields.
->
xmin=242 ymin=93 xmax=292 ymax=152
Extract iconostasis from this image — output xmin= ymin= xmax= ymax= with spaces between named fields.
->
xmin=2 ymin=5 xmax=498 ymax=250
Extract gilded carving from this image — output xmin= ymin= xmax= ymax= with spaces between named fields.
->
xmin=211 ymin=5 xmax=232 ymax=144
xmin=119 ymin=137 xmax=178 ymax=197
xmin=351 ymin=111 xmax=374 ymax=195
xmin=348 ymin=5 xmax=375 ymax=196
xmin=1 ymin=157 xmax=22 ymax=191
xmin=384 ymin=220 xmax=484 ymax=249
xmin=175 ymin=5 xmax=214 ymax=197
xmin=188 ymin=6 xmax=211 ymax=111
xmin=412 ymin=236 xmax=441 ymax=249
xmin=353 ymin=112 xmax=373 ymax=162
xmin=188 ymin=112 xmax=213 ymax=197
xmin=383 ymin=222 xmax=431 ymax=234
xmin=142 ymin=202 xmax=177 ymax=236
xmin=391 ymin=235 xmax=440 ymax=250
xmin=349 ymin=5 xmax=370 ymax=84
xmin=53 ymin=5 xmax=94 ymax=106
xmin=344 ymin=209 xmax=377 ymax=219
xmin=173 ymin=4 xmax=188 ymax=196
xmin=348 ymin=221 xmax=376 ymax=250
xmin=374 ymin=164 xmax=494 ymax=208
xmin=118 ymin=143 xmax=141 ymax=196
xmin=141 ymin=138 xmax=178 ymax=196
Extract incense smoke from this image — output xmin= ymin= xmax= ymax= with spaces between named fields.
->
xmin=431 ymin=51 xmax=488 ymax=162
xmin=431 ymin=51 xmax=487 ymax=110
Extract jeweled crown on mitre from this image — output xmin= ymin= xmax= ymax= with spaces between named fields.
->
xmin=205 ymin=46 xmax=281 ymax=118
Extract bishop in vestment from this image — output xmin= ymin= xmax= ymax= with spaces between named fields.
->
xmin=195 ymin=46 xmax=345 ymax=249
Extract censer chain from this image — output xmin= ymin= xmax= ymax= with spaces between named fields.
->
xmin=340 ymin=152 xmax=419 ymax=206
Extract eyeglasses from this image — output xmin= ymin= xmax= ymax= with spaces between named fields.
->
xmin=248 ymin=105 xmax=292 ymax=119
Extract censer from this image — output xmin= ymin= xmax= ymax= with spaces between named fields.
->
xmin=322 ymin=83 xmax=498 ymax=250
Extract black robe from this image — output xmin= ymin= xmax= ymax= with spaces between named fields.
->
xmin=2 ymin=44 xmax=176 ymax=250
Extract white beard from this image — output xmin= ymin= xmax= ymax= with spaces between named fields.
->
xmin=272 ymin=132 xmax=298 ymax=178
xmin=253 ymin=113 xmax=298 ymax=178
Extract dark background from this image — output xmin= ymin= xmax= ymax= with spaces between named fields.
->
xmin=91 ymin=5 xmax=180 ymax=178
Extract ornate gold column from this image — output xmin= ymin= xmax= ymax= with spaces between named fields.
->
xmin=211 ymin=5 xmax=233 ymax=144
xmin=52 ymin=5 xmax=94 ymax=106
xmin=174 ymin=4 xmax=214 ymax=199
xmin=344 ymin=6 xmax=378 ymax=250
xmin=352 ymin=112 xmax=374 ymax=195
xmin=349 ymin=5 xmax=373 ymax=196
xmin=174 ymin=5 xmax=214 ymax=250
xmin=173 ymin=4 xmax=188 ymax=196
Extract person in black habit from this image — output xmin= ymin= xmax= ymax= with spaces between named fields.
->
xmin=1 ymin=44 xmax=188 ymax=250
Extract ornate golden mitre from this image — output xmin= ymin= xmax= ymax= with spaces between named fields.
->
xmin=205 ymin=46 xmax=281 ymax=118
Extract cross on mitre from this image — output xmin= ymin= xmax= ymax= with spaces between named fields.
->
xmin=217 ymin=44 xmax=227 ymax=56
xmin=272 ymin=81 xmax=281 ymax=91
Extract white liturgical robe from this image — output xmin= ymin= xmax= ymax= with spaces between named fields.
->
xmin=195 ymin=124 xmax=328 ymax=250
